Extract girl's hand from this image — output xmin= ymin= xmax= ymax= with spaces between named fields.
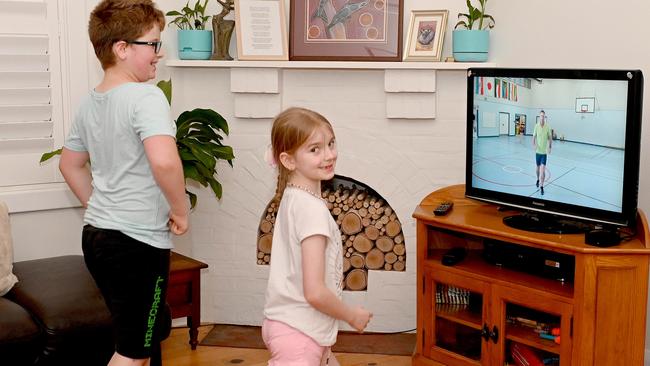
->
xmin=347 ymin=305 xmax=372 ymax=332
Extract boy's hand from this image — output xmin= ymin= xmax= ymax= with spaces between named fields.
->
xmin=169 ymin=210 xmax=189 ymax=235
xmin=347 ymin=305 xmax=373 ymax=332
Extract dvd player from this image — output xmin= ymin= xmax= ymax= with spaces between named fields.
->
xmin=482 ymin=239 xmax=575 ymax=282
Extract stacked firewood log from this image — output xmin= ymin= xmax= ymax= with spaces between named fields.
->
xmin=257 ymin=184 xmax=406 ymax=291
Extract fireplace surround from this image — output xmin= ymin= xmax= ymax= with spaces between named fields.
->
xmin=168 ymin=61 xmax=486 ymax=331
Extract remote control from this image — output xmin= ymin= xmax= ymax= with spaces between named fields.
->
xmin=434 ymin=201 xmax=454 ymax=216
xmin=442 ymin=247 xmax=467 ymax=266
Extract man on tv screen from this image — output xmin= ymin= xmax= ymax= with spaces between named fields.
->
xmin=533 ymin=110 xmax=552 ymax=195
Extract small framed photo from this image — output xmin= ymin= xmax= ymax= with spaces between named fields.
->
xmin=404 ymin=10 xmax=448 ymax=61
xmin=235 ymin=0 xmax=289 ymax=60
xmin=289 ymin=0 xmax=404 ymax=61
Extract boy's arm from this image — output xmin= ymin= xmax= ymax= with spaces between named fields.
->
xmin=59 ymin=147 xmax=92 ymax=208
xmin=302 ymin=235 xmax=372 ymax=332
xmin=143 ymin=135 xmax=189 ymax=235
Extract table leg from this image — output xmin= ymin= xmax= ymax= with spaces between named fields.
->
xmin=187 ymin=316 xmax=198 ymax=350
xmin=188 ymin=270 xmax=201 ymax=350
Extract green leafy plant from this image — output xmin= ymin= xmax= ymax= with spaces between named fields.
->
xmin=454 ymin=0 xmax=495 ymax=30
xmin=40 ymin=79 xmax=234 ymax=209
xmin=165 ymin=79 xmax=234 ymax=208
xmin=166 ymin=0 xmax=211 ymax=30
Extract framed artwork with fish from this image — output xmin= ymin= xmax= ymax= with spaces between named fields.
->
xmin=289 ymin=0 xmax=403 ymax=61
xmin=404 ymin=10 xmax=448 ymax=62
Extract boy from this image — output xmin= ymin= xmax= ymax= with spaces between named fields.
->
xmin=59 ymin=1 xmax=188 ymax=365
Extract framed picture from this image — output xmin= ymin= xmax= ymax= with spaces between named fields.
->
xmin=235 ymin=0 xmax=288 ymax=60
xmin=289 ymin=0 xmax=403 ymax=61
xmin=404 ymin=10 xmax=448 ymax=61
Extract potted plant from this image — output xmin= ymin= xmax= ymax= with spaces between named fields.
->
xmin=166 ymin=0 xmax=213 ymax=60
xmin=40 ymin=79 xmax=234 ymax=209
xmin=452 ymin=0 xmax=495 ymax=62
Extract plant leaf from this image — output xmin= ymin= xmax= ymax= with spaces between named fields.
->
xmin=195 ymin=160 xmax=215 ymax=178
xmin=39 ymin=148 xmax=62 ymax=163
xmin=179 ymin=139 xmax=217 ymax=171
xmin=483 ymin=14 xmax=495 ymax=29
xmin=207 ymin=176 xmax=223 ymax=199
xmin=176 ymin=108 xmax=230 ymax=135
xmin=466 ymin=0 xmax=475 ymax=13
xmin=454 ymin=20 xmax=469 ymax=30
xmin=156 ymin=79 xmax=172 ymax=105
xmin=186 ymin=123 xmax=223 ymax=142
xmin=210 ymin=145 xmax=235 ymax=161
xmin=178 ymin=148 xmax=198 ymax=162
xmin=458 ymin=0 xmax=493 ymax=30
xmin=186 ymin=189 xmax=197 ymax=209
xmin=183 ymin=162 xmax=208 ymax=186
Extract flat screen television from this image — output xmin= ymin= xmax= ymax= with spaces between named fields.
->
xmin=465 ymin=68 xmax=643 ymax=234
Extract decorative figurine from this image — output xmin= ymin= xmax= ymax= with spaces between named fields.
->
xmin=211 ymin=0 xmax=235 ymax=60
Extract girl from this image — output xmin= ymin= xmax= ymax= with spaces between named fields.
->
xmin=262 ymin=107 xmax=373 ymax=365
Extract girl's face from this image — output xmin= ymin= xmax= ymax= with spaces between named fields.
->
xmin=284 ymin=125 xmax=337 ymax=190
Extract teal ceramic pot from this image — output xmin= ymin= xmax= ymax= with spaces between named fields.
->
xmin=178 ymin=30 xmax=213 ymax=60
xmin=452 ymin=30 xmax=489 ymax=62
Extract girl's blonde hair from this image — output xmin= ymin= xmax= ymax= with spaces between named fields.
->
xmin=271 ymin=107 xmax=334 ymax=203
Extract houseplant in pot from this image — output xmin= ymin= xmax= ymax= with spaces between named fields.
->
xmin=40 ymin=79 xmax=235 ymax=209
xmin=453 ymin=0 xmax=495 ymax=62
xmin=166 ymin=0 xmax=213 ymax=60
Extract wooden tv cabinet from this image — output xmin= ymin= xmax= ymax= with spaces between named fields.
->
xmin=412 ymin=184 xmax=650 ymax=366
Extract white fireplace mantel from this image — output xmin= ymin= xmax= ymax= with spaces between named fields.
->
xmin=166 ymin=60 xmax=496 ymax=119
xmin=166 ymin=60 xmax=495 ymax=70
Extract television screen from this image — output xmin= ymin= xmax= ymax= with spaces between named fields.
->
xmin=465 ymin=68 xmax=643 ymax=230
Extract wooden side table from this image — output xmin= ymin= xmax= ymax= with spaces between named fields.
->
xmin=168 ymin=251 xmax=208 ymax=350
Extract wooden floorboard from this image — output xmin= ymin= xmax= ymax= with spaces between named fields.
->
xmin=162 ymin=325 xmax=413 ymax=366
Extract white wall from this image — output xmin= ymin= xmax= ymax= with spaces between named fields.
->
xmin=487 ymin=3 xmax=650 ymax=358
xmin=7 ymin=0 xmax=650 ymax=359
xmin=488 ymin=0 xmax=650 ymax=209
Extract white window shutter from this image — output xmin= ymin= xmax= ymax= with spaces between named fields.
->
xmin=0 ymin=0 xmax=65 ymax=187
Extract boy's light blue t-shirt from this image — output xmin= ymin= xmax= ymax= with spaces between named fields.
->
xmin=64 ymin=83 xmax=176 ymax=249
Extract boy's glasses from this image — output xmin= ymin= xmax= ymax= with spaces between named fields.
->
xmin=126 ymin=40 xmax=162 ymax=54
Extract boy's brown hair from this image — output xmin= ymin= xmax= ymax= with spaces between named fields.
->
xmin=89 ymin=0 xmax=165 ymax=69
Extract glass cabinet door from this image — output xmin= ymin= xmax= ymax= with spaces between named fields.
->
xmin=492 ymin=287 xmax=572 ymax=366
xmin=425 ymin=268 xmax=490 ymax=366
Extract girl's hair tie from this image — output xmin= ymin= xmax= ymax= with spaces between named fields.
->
xmin=264 ymin=144 xmax=277 ymax=169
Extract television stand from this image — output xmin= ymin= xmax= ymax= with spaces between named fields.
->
xmin=502 ymin=211 xmax=591 ymax=234
xmin=412 ymin=184 xmax=650 ymax=366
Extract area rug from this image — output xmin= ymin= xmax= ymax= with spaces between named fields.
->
xmin=199 ymin=324 xmax=416 ymax=356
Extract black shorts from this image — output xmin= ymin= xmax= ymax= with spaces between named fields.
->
xmin=82 ymin=224 xmax=170 ymax=359
xmin=536 ymin=153 xmax=548 ymax=166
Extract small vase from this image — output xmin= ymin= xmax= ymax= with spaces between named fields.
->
xmin=178 ymin=29 xmax=213 ymax=60
xmin=452 ymin=29 xmax=489 ymax=62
